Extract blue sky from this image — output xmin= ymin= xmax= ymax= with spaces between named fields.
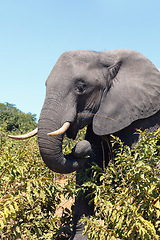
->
xmin=1 ymin=0 xmax=160 ymax=120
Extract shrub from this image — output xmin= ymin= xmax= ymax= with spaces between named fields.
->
xmin=1 ymin=120 xmax=160 ymax=239
xmin=80 ymin=129 xmax=160 ymax=240
xmin=0 ymin=127 xmax=74 ymax=239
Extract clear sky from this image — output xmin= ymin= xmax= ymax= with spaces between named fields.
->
xmin=0 ymin=0 xmax=160 ymax=120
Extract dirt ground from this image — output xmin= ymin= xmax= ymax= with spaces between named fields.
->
xmin=54 ymin=175 xmax=74 ymax=217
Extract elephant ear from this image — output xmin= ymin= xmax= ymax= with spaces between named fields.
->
xmin=93 ymin=49 xmax=160 ymax=135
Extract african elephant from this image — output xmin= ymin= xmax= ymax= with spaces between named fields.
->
xmin=9 ymin=49 xmax=160 ymax=239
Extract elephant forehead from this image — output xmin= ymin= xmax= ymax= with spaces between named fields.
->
xmin=46 ymin=50 xmax=104 ymax=89
xmin=60 ymin=50 xmax=98 ymax=63
xmin=58 ymin=50 xmax=100 ymax=70
xmin=52 ymin=56 xmax=99 ymax=77
xmin=71 ymin=62 xmax=102 ymax=79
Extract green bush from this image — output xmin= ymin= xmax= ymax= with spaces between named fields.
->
xmin=1 ymin=113 xmax=160 ymax=240
xmin=0 ymin=127 xmax=75 ymax=239
xmin=80 ymin=129 xmax=160 ymax=240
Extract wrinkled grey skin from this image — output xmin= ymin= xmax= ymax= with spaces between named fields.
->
xmin=38 ymin=49 xmax=160 ymax=239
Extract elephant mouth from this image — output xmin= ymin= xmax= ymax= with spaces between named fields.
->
xmin=66 ymin=123 xmax=79 ymax=139
xmin=65 ymin=114 xmax=93 ymax=139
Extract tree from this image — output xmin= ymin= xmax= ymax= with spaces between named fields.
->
xmin=0 ymin=102 xmax=37 ymax=133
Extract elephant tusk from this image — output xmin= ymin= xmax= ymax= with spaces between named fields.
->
xmin=47 ymin=122 xmax=70 ymax=136
xmin=8 ymin=128 xmax=38 ymax=140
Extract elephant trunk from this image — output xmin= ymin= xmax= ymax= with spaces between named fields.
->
xmin=38 ymin=101 xmax=91 ymax=174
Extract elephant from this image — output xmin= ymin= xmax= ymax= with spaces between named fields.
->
xmin=9 ymin=49 xmax=160 ymax=239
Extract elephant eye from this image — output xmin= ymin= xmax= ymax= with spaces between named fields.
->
xmin=75 ymin=80 xmax=87 ymax=94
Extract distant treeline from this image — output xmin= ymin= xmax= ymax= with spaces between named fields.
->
xmin=0 ymin=102 xmax=37 ymax=133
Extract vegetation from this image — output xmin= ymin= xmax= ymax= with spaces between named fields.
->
xmin=80 ymin=130 xmax=160 ymax=239
xmin=0 ymin=102 xmax=37 ymax=133
xmin=0 ymin=103 xmax=160 ymax=239
xmin=0 ymin=126 xmax=76 ymax=239
xmin=0 ymin=103 xmax=76 ymax=239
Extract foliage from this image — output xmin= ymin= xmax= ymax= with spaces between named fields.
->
xmin=0 ymin=101 xmax=86 ymax=240
xmin=80 ymin=129 xmax=160 ymax=239
xmin=0 ymin=126 xmax=75 ymax=239
xmin=0 ymin=102 xmax=37 ymax=133
xmin=1 ymin=102 xmax=160 ymax=239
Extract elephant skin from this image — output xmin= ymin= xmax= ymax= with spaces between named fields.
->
xmin=13 ymin=49 xmax=160 ymax=239
xmin=37 ymin=49 xmax=160 ymax=239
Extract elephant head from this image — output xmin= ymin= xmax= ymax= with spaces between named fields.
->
xmin=9 ymin=49 xmax=160 ymax=174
